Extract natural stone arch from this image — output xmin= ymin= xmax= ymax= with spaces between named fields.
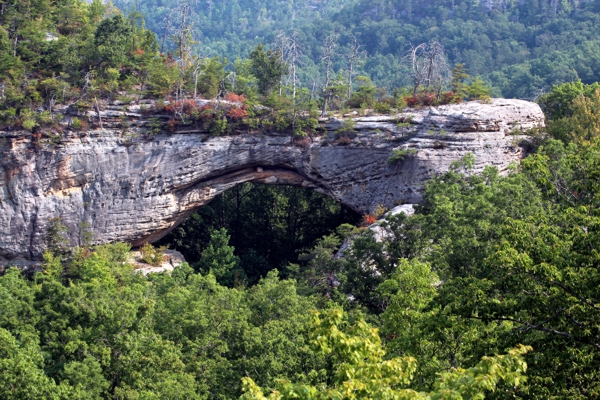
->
xmin=136 ymin=166 xmax=329 ymax=245
xmin=0 ymin=99 xmax=544 ymax=264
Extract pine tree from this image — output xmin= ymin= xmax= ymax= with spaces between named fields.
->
xmin=450 ymin=63 xmax=470 ymax=99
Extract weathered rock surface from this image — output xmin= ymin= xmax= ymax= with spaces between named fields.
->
xmin=128 ymin=249 xmax=186 ymax=276
xmin=0 ymin=98 xmax=544 ymax=265
xmin=335 ymin=204 xmax=416 ymax=260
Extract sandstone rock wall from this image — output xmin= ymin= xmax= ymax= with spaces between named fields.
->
xmin=0 ymin=99 xmax=544 ymax=264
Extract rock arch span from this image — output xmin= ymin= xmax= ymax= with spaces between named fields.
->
xmin=0 ymin=99 xmax=544 ymax=264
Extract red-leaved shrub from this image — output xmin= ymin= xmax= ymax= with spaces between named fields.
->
xmin=182 ymin=100 xmax=197 ymax=115
xmin=420 ymin=92 xmax=437 ymax=106
xmin=362 ymin=214 xmax=377 ymax=226
xmin=441 ymin=91 xmax=462 ymax=104
xmin=225 ymin=93 xmax=246 ymax=103
xmin=199 ymin=104 xmax=216 ymax=119
xmin=405 ymin=96 xmax=419 ymax=107
xmin=164 ymin=103 xmax=176 ymax=113
xmin=226 ymin=107 xmax=248 ymax=119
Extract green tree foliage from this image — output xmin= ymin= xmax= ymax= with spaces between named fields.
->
xmin=467 ymin=77 xmax=492 ymax=101
xmin=115 ymin=0 xmax=600 ymax=99
xmin=346 ymin=75 xmax=377 ymax=108
xmin=0 ymin=0 xmax=162 ymax=126
xmin=335 ymin=139 xmax=600 ymax=397
xmin=287 ymin=234 xmax=343 ymax=296
xmin=93 ymin=14 xmax=134 ymax=68
xmin=197 ymin=227 xmax=242 ymax=286
xmin=194 ymin=57 xmax=229 ymax=98
xmin=159 ymin=183 xmax=360 ymax=284
xmin=0 ymin=327 xmax=71 ymax=399
xmin=538 ymin=80 xmax=600 ymax=120
xmin=45 ymin=217 xmax=70 ymax=256
xmin=0 ymin=244 xmax=331 ymax=398
xmin=540 ymin=81 xmax=600 ymax=144
xmin=241 ymin=308 xmax=530 ymax=399
xmin=450 ymin=63 xmax=471 ymax=100
xmin=249 ymin=44 xmax=289 ymax=96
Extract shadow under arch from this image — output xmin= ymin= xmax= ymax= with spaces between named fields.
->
xmin=132 ymin=164 xmax=349 ymax=247
xmin=154 ymin=170 xmax=362 ymax=283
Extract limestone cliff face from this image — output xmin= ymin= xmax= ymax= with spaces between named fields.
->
xmin=0 ymin=99 xmax=543 ymax=264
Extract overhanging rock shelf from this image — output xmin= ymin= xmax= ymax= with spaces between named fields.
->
xmin=0 ymin=98 xmax=544 ymax=265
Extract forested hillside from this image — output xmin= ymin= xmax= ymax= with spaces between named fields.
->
xmin=1 ymin=0 xmax=600 ymax=398
xmin=2 ymin=81 xmax=600 ymax=398
xmin=116 ymin=0 xmax=600 ymax=98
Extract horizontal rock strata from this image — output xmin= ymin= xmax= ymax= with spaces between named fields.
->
xmin=0 ymin=98 xmax=544 ymax=265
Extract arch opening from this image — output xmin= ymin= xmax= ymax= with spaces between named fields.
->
xmin=156 ymin=181 xmax=361 ymax=285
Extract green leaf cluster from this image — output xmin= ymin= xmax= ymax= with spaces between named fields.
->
xmin=241 ymin=308 xmax=530 ymax=399
xmin=0 ymin=245 xmax=327 ymax=398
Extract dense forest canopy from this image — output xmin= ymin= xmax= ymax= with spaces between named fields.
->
xmin=1 ymin=0 xmax=600 ymax=398
xmin=2 ymin=79 xmax=600 ymax=397
xmin=114 ymin=0 xmax=600 ymax=98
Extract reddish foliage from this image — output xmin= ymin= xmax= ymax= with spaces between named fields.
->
xmin=226 ymin=106 xmax=248 ymax=119
xmin=182 ymin=100 xmax=197 ymax=115
xmin=199 ymin=104 xmax=216 ymax=119
xmin=134 ymin=48 xmax=144 ymax=56
xmin=225 ymin=93 xmax=246 ymax=103
xmin=421 ymin=92 xmax=437 ymax=106
xmin=164 ymin=100 xmax=198 ymax=115
xmin=405 ymin=96 xmax=419 ymax=107
xmin=405 ymin=92 xmax=442 ymax=107
xmin=166 ymin=119 xmax=179 ymax=132
xmin=164 ymin=103 xmax=176 ymax=113
xmin=362 ymin=214 xmax=377 ymax=226
xmin=441 ymin=91 xmax=462 ymax=105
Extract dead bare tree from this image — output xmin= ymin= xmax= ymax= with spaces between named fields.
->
xmin=406 ymin=42 xmax=427 ymax=96
xmin=321 ymin=35 xmax=338 ymax=116
xmin=160 ymin=9 xmax=175 ymax=54
xmin=345 ymin=36 xmax=366 ymax=100
xmin=172 ymin=0 xmax=199 ymax=108
xmin=287 ymin=32 xmax=303 ymax=100
xmin=404 ymin=40 xmax=450 ymax=96
xmin=275 ymin=32 xmax=289 ymax=97
xmin=274 ymin=32 xmax=304 ymax=100
xmin=175 ymin=0 xmax=195 ymax=62
xmin=426 ymin=41 xmax=450 ymax=96
xmin=192 ymin=55 xmax=203 ymax=99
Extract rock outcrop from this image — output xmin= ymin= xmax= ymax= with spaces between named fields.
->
xmin=128 ymin=249 xmax=186 ymax=276
xmin=0 ymin=99 xmax=544 ymax=265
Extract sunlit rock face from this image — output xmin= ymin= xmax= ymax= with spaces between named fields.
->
xmin=0 ymin=98 xmax=544 ymax=264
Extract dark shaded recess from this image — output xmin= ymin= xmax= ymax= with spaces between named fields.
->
xmin=157 ymin=182 xmax=361 ymax=284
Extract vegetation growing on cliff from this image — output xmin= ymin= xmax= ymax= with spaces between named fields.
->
xmin=0 ymin=0 xmax=489 ymax=138
xmin=2 ymin=0 xmax=600 ymax=397
xmin=1 ymin=82 xmax=599 ymax=398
